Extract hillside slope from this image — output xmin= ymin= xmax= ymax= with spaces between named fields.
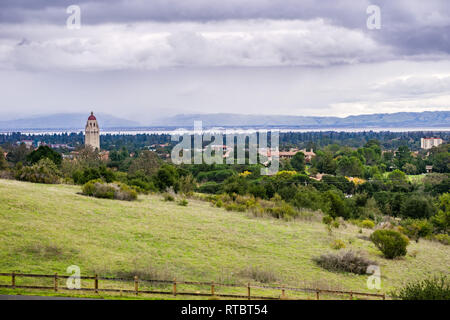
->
xmin=151 ymin=111 xmax=450 ymax=128
xmin=0 ymin=113 xmax=139 ymax=130
xmin=0 ymin=179 xmax=448 ymax=297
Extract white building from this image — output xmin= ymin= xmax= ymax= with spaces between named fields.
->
xmin=421 ymin=137 xmax=443 ymax=150
xmin=85 ymin=111 xmax=100 ymax=150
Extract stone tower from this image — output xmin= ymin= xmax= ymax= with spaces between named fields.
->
xmin=85 ymin=111 xmax=100 ymax=150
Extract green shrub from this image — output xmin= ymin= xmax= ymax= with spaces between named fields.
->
xmin=0 ymin=147 xmax=8 ymax=170
xmin=400 ymin=218 xmax=434 ymax=242
xmin=114 ymin=183 xmax=138 ymax=201
xmin=391 ymin=275 xmax=450 ymax=300
xmin=82 ymin=179 xmax=103 ymax=196
xmin=177 ymin=198 xmax=188 ymax=206
xmin=215 ymin=199 xmax=223 ymax=208
xmin=197 ymin=181 xmax=222 ymax=194
xmin=16 ymin=158 xmax=61 ymax=184
xmin=224 ymin=203 xmax=246 ymax=212
xmin=155 ymin=164 xmax=179 ymax=192
xmin=163 ymin=193 xmax=175 ymax=202
xmin=322 ymin=215 xmax=333 ymax=225
xmin=431 ymin=193 xmax=449 ymax=233
xmin=313 ymin=250 xmax=376 ymax=275
xmin=330 ymin=239 xmax=346 ymax=250
xmin=82 ymin=180 xmax=137 ymax=201
xmin=433 ymin=234 xmax=450 ymax=245
xmin=361 ymin=219 xmax=375 ymax=229
xmin=370 ymin=229 xmax=409 ymax=259
xmin=128 ymin=178 xmax=157 ymax=193
xmin=73 ymin=166 xmax=115 ymax=185
xmin=197 ymin=169 xmax=234 ymax=182
xmin=324 ymin=190 xmax=349 ymax=219
xmin=266 ymin=202 xmax=297 ymax=219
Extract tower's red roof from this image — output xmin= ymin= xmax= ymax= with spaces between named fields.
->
xmin=88 ymin=112 xmax=96 ymax=120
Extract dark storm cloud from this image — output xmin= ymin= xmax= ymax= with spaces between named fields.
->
xmin=0 ymin=0 xmax=368 ymax=24
xmin=1 ymin=0 xmax=449 ymax=56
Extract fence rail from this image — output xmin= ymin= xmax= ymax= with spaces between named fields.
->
xmin=0 ymin=272 xmax=386 ymax=300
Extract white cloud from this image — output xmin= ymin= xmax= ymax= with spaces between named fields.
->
xmin=0 ymin=19 xmax=392 ymax=71
xmin=372 ymin=75 xmax=450 ymax=96
xmin=330 ymin=95 xmax=450 ymax=116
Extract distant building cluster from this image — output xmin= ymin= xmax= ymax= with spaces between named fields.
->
xmin=421 ymin=137 xmax=443 ymax=150
xmin=258 ymin=148 xmax=316 ymax=164
xmin=15 ymin=139 xmax=73 ymax=150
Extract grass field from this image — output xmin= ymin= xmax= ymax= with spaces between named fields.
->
xmin=381 ymin=172 xmax=426 ymax=184
xmin=0 ymin=179 xmax=448 ymax=299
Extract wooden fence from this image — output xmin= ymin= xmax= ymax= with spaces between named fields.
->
xmin=0 ymin=272 xmax=386 ymax=300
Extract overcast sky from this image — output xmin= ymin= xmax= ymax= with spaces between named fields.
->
xmin=0 ymin=0 xmax=449 ymax=124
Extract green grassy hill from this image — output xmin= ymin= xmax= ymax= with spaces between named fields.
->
xmin=0 ymin=179 xmax=448 ymax=298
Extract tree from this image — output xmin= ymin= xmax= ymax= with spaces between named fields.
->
xmin=178 ymin=174 xmax=196 ymax=195
xmin=395 ymin=145 xmax=412 ymax=169
xmin=336 ymin=156 xmax=363 ymax=177
xmin=432 ymin=152 xmax=450 ymax=173
xmin=222 ymin=175 xmax=249 ymax=195
xmin=431 ymin=193 xmax=450 ymax=233
xmin=76 ymin=146 xmax=103 ymax=168
xmin=6 ymin=143 xmax=30 ymax=164
xmin=27 ymin=146 xmax=62 ymax=166
xmin=402 ymin=163 xmax=417 ymax=175
xmin=358 ymin=147 xmax=378 ymax=165
xmin=382 ymin=151 xmax=394 ymax=167
xmin=388 ymin=169 xmax=407 ymax=183
xmin=109 ymin=147 xmax=132 ymax=171
xmin=428 ymin=144 xmax=449 ymax=174
xmin=312 ymin=151 xmax=336 ymax=174
xmin=388 ymin=169 xmax=410 ymax=191
xmin=0 ymin=148 xmax=7 ymax=170
xmin=324 ymin=190 xmax=349 ymax=219
xmin=401 ymin=195 xmax=436 ymax=219
xmin=128 ymin=150 xmax=161 ymax=177
xmin=290 ymin=151 xmax=305 ymax=172
xmin=155 ymin=164 xmax=179 ymax=191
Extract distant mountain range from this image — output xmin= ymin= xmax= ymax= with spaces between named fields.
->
xmin=151 ymin=111 xmax=450 ymax=129
xmin=0 ymin=113 xmax=139 ymax=130
xmin=0 ymin=111 xmax=449 ymax=131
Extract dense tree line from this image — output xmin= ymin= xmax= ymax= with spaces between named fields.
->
xmin=1 ymin=131 xmax=449 ymax=153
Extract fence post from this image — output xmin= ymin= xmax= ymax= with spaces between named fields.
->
xmin=247 ymin=283 xmax=251 ymax=300
xmin=94 ymin=274 xmax=98 ymax=294
xmin=316 ymin=290 xmax=320 ymax=300
xmin=281 ymin=289 xmax=285 ymax=299
xmin=11 ymin=272 xmax=15 ymax=289
xmin=173 ymin=278 xmax=177 ymax=296
xmin=382 ymin=294 xmax=385 ymax=300
xmin=54 ymin=273 xmax=58 ymax=292
xmin=211 ymin=281 xmax=215 ymax=296
xmin=349 ymin=291 xmax=353 ymax=300
xmin=134 ymin=276 xmax=139 ymax=296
